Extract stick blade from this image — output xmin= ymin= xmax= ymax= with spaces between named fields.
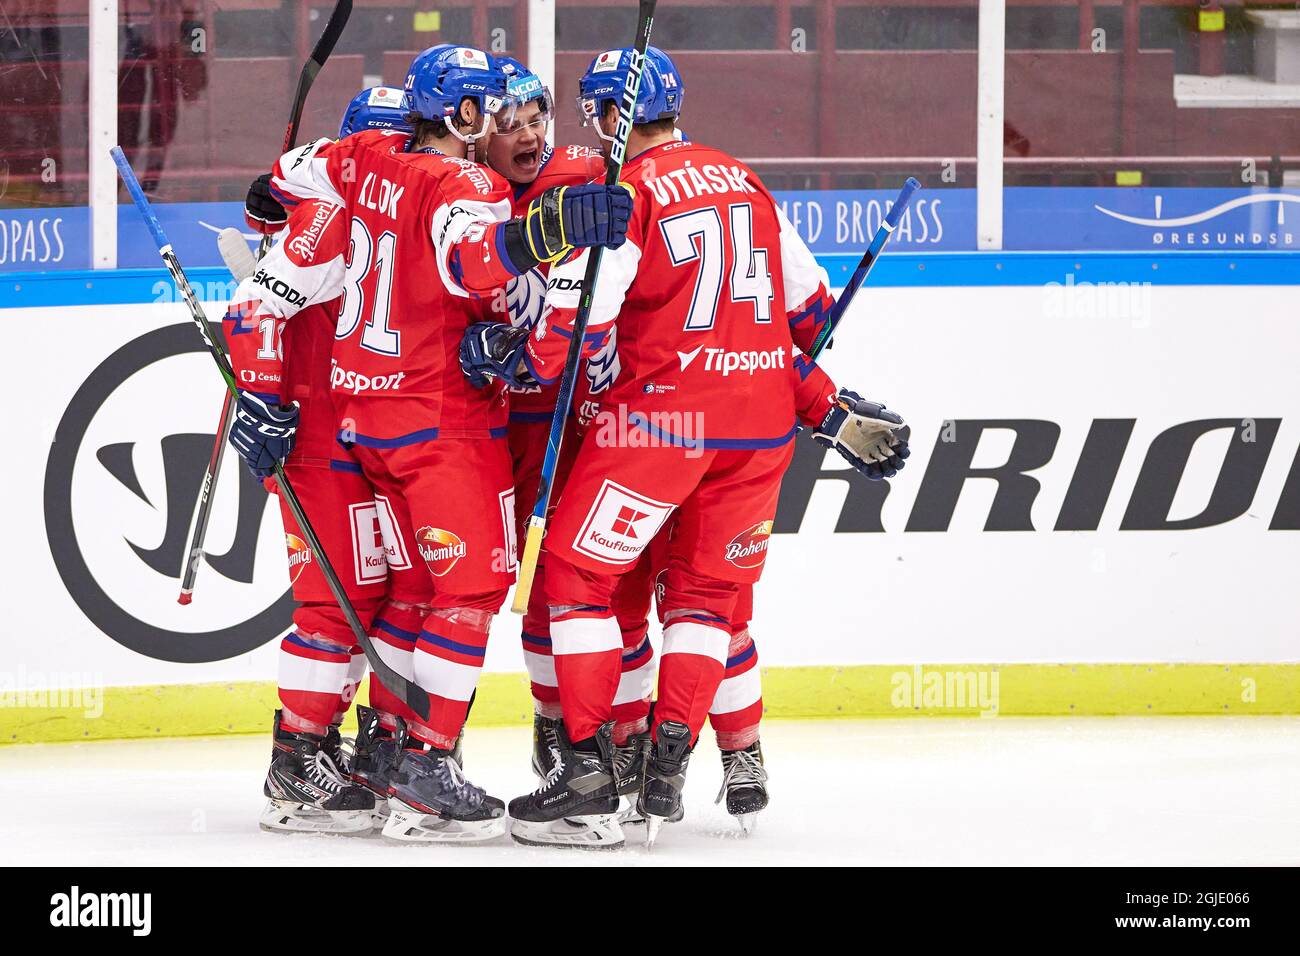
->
xmin=217 ymin=227 xmax=259 ymax=282
xmin=511 ymin=520 xmax=546 ymax=615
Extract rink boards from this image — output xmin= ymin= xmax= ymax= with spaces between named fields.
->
xmin=2 ymin=270 xmax=1299 ymax=741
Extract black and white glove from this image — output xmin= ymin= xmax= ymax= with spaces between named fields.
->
xmin=459 ymin=321 xmax=538 ymax=390
xmin=229 ymin=391 xmax=298 ymax=479
xmin=244 ymin=173 xmax=287 ymax=235
xmin=523 ymin=183 xmax=634 ymax=263
xmin=813 ymin=389 xmax=910 ymax=480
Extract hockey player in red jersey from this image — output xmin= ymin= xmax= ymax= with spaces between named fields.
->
xmin=226 ymin=87 xmax=422 ymax=835
xmin=482 ymin=58 xmax=656 ymax=791
xmin=250 ymin=44 xmax=632 ymax=843
xmin=461 ymin=47 xmax=908 ymax=848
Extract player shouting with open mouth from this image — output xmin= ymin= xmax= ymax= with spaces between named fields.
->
xmin=462 ymin=47 xmax=909 ymax=848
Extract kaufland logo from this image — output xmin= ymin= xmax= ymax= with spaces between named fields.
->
xmin=1094 ymin=192 xmax=1299 ymax=247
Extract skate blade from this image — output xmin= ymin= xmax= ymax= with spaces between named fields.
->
xmin=381 ymin=800 xmax=506 ymax=844
xmin=510 ymin=813 xmax=625 ymax=850
xmin=258 ymin=799 xmax=373 ymax=835
xmin=644 ymin=814 xmax=664 ymax=849
xmin=616 ymin=795 xmax=645 ymax=826
xmin=736 ymin=812 xmax=759 ymax=836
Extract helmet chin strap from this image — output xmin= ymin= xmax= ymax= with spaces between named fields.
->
xmin=445 ymin=113 xmax=492 ymax=163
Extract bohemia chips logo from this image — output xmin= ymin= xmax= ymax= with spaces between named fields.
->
xmin=285 ymin=533 xmax=313 ymax=584
xmin=416 ymin=526 xmax=466 ymax=577
xmin=725 ymin=520 xmax=773 ymax=569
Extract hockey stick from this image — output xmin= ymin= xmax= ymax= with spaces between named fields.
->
xmin=176 ymin=229 xmax=256 ymax=605
xmin=112 ymin=147 xmax=430 ymax=720
xmin=259 ymin=0 xmax=353 ymax=260
xmin=512 ymin=0 xmax=658 ymax=615
xmin=179 ymin=0 xmax=353 ymax=602
xmin=807 ymin=177 xmax=920 ymax=362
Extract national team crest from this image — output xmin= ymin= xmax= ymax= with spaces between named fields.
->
xmin=416 ymin=526 xmax=467 ymax=577
xmin=285 ymin=533 xmax=313 ymax=584
xmin=724 ymin=520 xmax=773 ymax=569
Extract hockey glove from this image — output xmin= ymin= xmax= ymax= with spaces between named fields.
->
xmin=245 ymin=173 xmax=287 ymax=235
xmin=523 ymin=183 xmax=634 ymax=263
xmin=813 ymin=389 xmax=910 ymax=480
xmin=229 ymin=390 xmax=298 ymax=479
xmin=459 ymin=321 xmax=539 ymax=390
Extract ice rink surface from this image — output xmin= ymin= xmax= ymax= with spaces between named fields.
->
xmin=3 ymin=717 xmax=1297 ymax=866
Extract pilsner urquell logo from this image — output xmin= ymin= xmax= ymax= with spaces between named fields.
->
xmin=285 ymin=533 xmax=312 ymax=584
xmin=417 ymin=526 xmax=466 ymax=577
xmin=725 ymin=520 xmax=773 ymax=569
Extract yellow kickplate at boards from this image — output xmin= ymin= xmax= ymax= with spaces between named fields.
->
xmin=1 ymin=664 xmax=1296 ymax=745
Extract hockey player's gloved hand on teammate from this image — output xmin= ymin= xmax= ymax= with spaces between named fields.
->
xmin=460 ymin=322 xmax=539 ymax=390
xmin=813 ymin=389 xmax=910 ymax=480
xmin=229 ymin=391 xmax=299 ymax=479
xmin=523 ymin=183 xmax=634 ymax=263
xmin=244 ymin=173 xmax=287 ymax=235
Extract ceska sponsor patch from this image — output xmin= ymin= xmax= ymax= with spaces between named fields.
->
xmin=724 ymin=520 xmax=772 ymax=569
xmin=416 ymin=526 xmax=466 ymax=577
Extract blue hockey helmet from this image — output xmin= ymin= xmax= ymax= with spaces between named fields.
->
xmin=576 ymin=45 xmax=683 ymax=140
xmin=338 ymin=86 xmax=412 ymax=139
xmin=404 ymin=44 xmax=509 ymax=154
xmin=495 ymin=56 xmax=555 ymax=135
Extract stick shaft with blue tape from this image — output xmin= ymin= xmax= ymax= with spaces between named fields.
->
xmin=808 ymin=177 xmax=920 ymax=362
xmin=110 ymin=146 xmax=430 ymax=720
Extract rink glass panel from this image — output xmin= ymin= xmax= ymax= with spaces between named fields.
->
xmin=1000 ymin=0 xmax=1300 ymax=251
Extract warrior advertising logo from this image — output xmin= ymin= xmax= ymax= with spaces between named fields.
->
xmin=416 ymin=526 xmax=466 ymax=577
xmin=725 ymin=520 xmax=773 ymax=570
xmin=44 ymin=324 xmax=295 ymax=663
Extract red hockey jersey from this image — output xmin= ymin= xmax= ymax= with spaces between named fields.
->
xmin=224 ymin=198 xmax=350 ymax=462
xmin=524 ymin=139 xmax=835 ymax=449
xmin=270 ymin=129 xmax=524 ymax=446
xmin=502 ymin=143 xmax=609 ymax=420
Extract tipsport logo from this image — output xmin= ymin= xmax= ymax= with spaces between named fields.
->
xmin=44 ymin=324 xmax=295 ymax=663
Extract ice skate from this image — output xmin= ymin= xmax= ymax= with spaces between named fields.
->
xmin=382 ymin=723 xmax=505 ymax=844
xmin=638 ymin=720 xmax=693 ymax=848
xmin=350 ymin=705 xmax=400 ymax=825
xmin=530 ymin=712 xmax=564 ymax=778
xmin=509 ymin=721 xmax=624 ymax=849
xmin=716 ymin=740 xmax=768 ymax=835
xmin=260 ymin=710 xmax=375 ymax=835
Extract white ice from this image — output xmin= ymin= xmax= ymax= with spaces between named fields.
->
xmin=3 ymin=717 xmax=1297 ymax=866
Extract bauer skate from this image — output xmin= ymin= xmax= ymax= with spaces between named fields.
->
xmin=260 ymin=710 xmax=375 ymax=835
xmin=615 ymin=730 xmax=685 ymax=827
xmin=638 ymin=720 xmax=693 ymax=848
xmin=509 ymin=721 xmax=624 ymax=850
xmin=382 ymin=724 xmax=505 ymax=844
xmin=717 ymin=741 xmax=768 ymax=835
